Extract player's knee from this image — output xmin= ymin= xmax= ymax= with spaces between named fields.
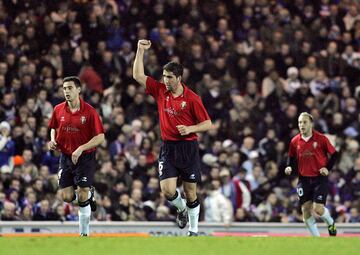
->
xmin=301 ymin=208 xmax=312 ymax=219
xmin=313 ymin=205 xmax=324 ymax=215
xmin=62 ymin=192 xmax=75 ymax=203
xmin=77 ymin=188 xmax=89 ymax=202
xmin=161 ymin=186 xmax=177 ymax=200
xmin=163 ymin=190 xmax=177 ymax=200
xmin=184 ymin=190 xmax=196 ymax=202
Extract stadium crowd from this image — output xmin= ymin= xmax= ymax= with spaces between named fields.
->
xmin=1 ymin=0 xmax=360 ymax=224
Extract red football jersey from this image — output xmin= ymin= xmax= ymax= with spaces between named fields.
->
xmin=146 ymin=77 xmax=210 ymax=141
xmin=288 ymin=130 xmax=336 ymax=177
xmin=48 ymin=99 xmax=104 ymax=155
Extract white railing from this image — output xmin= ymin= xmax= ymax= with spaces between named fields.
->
xmin=1 ymin=222 xmax=359 ymax=236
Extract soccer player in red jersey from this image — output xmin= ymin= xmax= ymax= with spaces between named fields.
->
xmin=48 ymin=76 xmax=105 ymax=236
xmin=285 ymin=112 xmax=337 ymax=236
xmin=133 ymin=40 xmax=213 ymax=236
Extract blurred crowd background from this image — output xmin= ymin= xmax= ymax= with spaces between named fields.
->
xmin=1 ymin=0 xmax=360 ymax=225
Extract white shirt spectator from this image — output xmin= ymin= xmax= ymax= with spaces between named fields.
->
xmin=204 ymin=189 xmax=233 ymax=224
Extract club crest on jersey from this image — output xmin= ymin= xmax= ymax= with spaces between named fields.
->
xmin=181 ymin=101 xmax=187 ymax=109
xmin=60 ymin=116 xmax=65 ymax=122
xmin=80 ymin=116 xmax=86 ymax=124
xmin=313 ymin=142 xmax=318 ymax=149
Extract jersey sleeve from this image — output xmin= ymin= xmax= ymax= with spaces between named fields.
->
xmin=145 ymin=76 xmax=161 ymax=99
xmin=288 ymin=139 xmax=296 ymax=157
xmin=323 ymin=135 xmax=336 ymax=154
xmin=91 ymin=110 xmax=105 ymax=136
xmin=192 ymin=96 xmax=211 ymax=123
xmin=48 ymin=108 xmax=58 ymax=129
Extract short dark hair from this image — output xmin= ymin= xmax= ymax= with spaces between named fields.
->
xmin=163 ymin=61 xmax=183 ymax=77
xmin=63 ymin=76 xmax=81 ymax=88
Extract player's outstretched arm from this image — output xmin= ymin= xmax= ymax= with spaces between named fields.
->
xmin=48 ymin=128 xmax=57 ymax=150
xmin=176 ymin=120 xmax=213 ymax=136
xmin=133 ymin=40 xmax=151 ymax=88
xmin=285 ymin=156 xmax=296 ymax=175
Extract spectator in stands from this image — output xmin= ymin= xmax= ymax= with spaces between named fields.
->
xmin=0 ymin=121 xmax=14 ymax=171
xmin=204 ymin=180 xmax=233 ymax=226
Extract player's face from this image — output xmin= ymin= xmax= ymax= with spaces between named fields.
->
xmin=298 ymin=115 xmax=313 ymax=136
xmin=163 ymin=70 xmax=180 ymax=92
xmin=63 ymin=81 xmax=80 ymax=102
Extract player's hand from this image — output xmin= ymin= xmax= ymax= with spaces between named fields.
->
xmin=137 ymin=40 xmax=151 ymax=50
xmin=72 ymin=146 xmax=83 ymax=165
xmin=319 ymin=167 xmax=329 ymax=176
xmin=176 ymin=125 xmax=193 ymax=136
xmin=285 ymin=166 xmax=292 ymax=175
xmin=48 ymin=140 xmax=57 ymax=151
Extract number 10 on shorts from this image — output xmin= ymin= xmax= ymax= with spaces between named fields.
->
xmin=297 ymin=187 xmax=304 ymax=197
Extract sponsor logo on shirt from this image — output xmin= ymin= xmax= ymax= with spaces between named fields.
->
xmin=189 ymin=174 xmax=196 ymax=180
xmin=164 ymin=107 xmax=180 ymax=117
xmin=62 ymin=126 xmax=80 ymax=132
xmin=313 ymin=142 xmax=318 ymax=149
xmin=80 ymin=116 xmax=86 ymax=124
xmin=301 ymin=150 xmax=314 ymax=158
xmin=81 ymin=177 xmax=87 ymax=182
xmin=60 ymin=116 xmax=65 ymax=122
xmin=181 ymin=101 xmax=187 ymax=109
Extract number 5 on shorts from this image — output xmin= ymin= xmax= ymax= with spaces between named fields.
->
xmin=297 ymin=187 xmax=304 ymax=197
xmin=158 ymin=161 xmax=163 ymax=176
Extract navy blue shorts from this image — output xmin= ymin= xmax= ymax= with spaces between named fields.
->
xmin=297 ymin=176 xmax=328 ymax=205
xmin=158 ymin=140 xmax=201 ymax=183
xmin=57 ymin=151 xmax=96 ymax=189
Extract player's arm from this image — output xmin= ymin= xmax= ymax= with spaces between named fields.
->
xmin=319 ymin=137 xmax=338 ymax=176
xmin=176 ymin=120 xmax=213 ymax=136
xmin=78 ymin=133 xmax=105 ymax=151
xmin=319 ymin=151 xmax=338 ymax=176
xmin=133 ymin=40 xmax=151 ymax=88
xmin=71 ymin=133 xmax=105 ymax=164
xmin=285 ymin=156 xmax=297 ymax=175
xmin=48 ymin=128 xmax=57 ymax=150
xmin=326 ymin=151 xmax=338 ymax=170
xmin=285 ymin=141 xmax=297 ymax=175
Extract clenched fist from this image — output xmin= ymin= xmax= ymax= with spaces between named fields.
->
xmin=48 ymin=140 xmax=57 ymax=151
xmin=137 ymin=40 xmax=151 ymax=50
xmin=319 ymin=167 xmax=329 ymax=176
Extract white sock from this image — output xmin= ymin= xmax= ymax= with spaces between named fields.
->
xmin=305 ymin=216 xmax=320 ymax=237
xmin=79 ymin=205 xmax=91 ymax=235
xmin=187 ymin=204 xmax=200 ymax=233
xmin=78 ymin=191 xmax=92 ymax=235
xmin=320 ymin=207 xmax=334 ymax=226
xmin=168 ymin=190 xmax=186 ymax=212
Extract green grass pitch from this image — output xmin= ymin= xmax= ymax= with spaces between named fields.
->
xmin=0 ymin=237 xmax=359 ymax=255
